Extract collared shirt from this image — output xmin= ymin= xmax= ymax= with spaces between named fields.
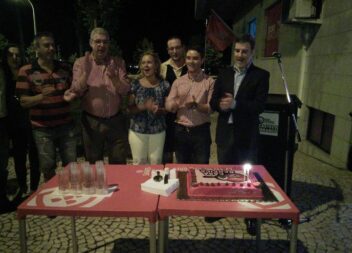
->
xmin=166 ymin=72 xmax=214 ymax=127
xmin=0 ymin=68 xmax=7 ymax=118
xmin=160 ymin=59 xmax=186 ymax=80
xmin=71 ymin=54 xmax=130 ymax=118
xmin=16 ymin=60 xmax=72 ymax=128
xmin=228 ymin=65 xmax=249 ymax=124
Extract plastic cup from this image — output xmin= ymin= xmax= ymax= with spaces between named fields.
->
xmin=58 ymin=167 xmax=69 ymax=194
xmin=82 ymin=163 xmax=95 ymax=194
xmin=95 ymin=161 xmax=107 ymax=195
xmin=69 ymin=162 xmax=81 ymax=194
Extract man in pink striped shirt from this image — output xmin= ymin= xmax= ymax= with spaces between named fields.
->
xmin=64 ymin=28 xmax=130 ymax=164
xmin=165 ymin=45 xmax=214 ymax=164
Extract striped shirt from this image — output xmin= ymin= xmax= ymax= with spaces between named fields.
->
xmin=16 ymin=60 xmax=72 ymax=128
xmin=166 ymin=72 xmax=214 ymax=127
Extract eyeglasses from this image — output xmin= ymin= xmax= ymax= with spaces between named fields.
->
xmin=92 ymin=39 xmax=110 ymax=45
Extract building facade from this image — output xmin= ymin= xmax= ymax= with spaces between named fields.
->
xmin=230 ymin=0 xmax=352 ymax=169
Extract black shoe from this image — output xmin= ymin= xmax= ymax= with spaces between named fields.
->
xmin=279 ymin=219 xmax=291 ymax=229
xmin=204 ymin=217 xmax=223 ymax=223
xmin=0 ymin=198 xmax=17 ymax=214
xmin=245 ymin=218 xmax=257 ymax=236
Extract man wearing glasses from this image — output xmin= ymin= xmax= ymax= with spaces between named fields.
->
xmin=65 ymin=27 xmax=130 ymax=164
xmin=160 ymin=36 xmax=187 ymax=163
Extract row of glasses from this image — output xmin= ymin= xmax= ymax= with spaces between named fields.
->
xmin=57 ymin=161 xmax=107 ymax=195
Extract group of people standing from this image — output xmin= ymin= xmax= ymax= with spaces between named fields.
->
xmin=0 ymin=27 xmax=269 ymax=221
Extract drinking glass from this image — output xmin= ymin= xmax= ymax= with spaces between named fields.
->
xmin=69 ymin=162 xmax=81 ymax=194
xmin=82 ymin=162 xmax=95 ymax=194
xmin=95 ymin=160 xmax=107 ymax=195
xmin=58 ymin=167 xmax=69 ymax=194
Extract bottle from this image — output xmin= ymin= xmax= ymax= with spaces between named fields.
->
xmin=164 ymin=168 xmax=170 ymax=184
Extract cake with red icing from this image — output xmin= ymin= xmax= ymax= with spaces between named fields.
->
xmin=186 ymin=167 xmax=263 ymax=199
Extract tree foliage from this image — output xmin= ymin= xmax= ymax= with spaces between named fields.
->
xmin=133 ymin=38 xmax=154 ymax=64
xmin=204 ymin=42 xmax=223 ymax=75
xmin=76 ymin=0 xmax=124 ymax=35
xmin=0 ymin=33 xmax=9 ymax=56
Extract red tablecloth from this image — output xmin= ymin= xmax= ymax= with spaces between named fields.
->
xmin=160 ymin=164 xmax=300 ymax=223
xmin=17 ymin=165 xmax=162 ymax=223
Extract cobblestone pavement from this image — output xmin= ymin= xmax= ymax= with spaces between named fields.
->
xmin=1 ymin=140 xmax=351 ymax=252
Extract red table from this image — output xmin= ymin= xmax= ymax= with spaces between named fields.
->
xmin=17 ymin=165 xmax=162 ymax=253
xmin=158 ymin=164 xmax=300 ymax=253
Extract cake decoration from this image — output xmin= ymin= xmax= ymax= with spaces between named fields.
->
xmin=186 ymin=167 xmax=263 ymax=200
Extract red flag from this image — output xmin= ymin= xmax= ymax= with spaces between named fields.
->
xmin=206 ymin=10 xmax=236 ymax=51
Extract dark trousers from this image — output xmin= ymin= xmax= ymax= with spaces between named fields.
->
xmin=0 ymin=118 xmax=9 ymax=199
xmin=9 ymin=126 xmax=40 ymax=192
xmin=174 ymin=123 xmax=211 ymax=164
xmin=81 ymin=112 xmax=128 ymax=164
xmin=216 ymin=127 xmax=258 ymax=165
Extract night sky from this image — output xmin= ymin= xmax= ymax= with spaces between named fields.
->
xmin=0 ymin=0 xmax=206 ymax=64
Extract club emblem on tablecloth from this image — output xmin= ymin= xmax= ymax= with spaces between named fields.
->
xmin=27 ymin=187 xmax=112 ymax=208
xmin=239 ymin=183 xmax=292 ymax=210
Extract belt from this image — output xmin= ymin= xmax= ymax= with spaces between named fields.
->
xmin=83 ymin=110 xmax=120 ymax=120
xmin=176 ymin=122 xmax=210 ymax=133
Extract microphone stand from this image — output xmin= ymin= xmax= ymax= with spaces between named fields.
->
xmin=274 ymin=54 xmax=301 ymax=142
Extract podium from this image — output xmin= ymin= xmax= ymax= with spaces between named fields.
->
xmin=257 ymin=94 xmax=301 ymax=196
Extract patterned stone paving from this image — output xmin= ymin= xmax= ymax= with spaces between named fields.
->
xmin=1 ymin=120 xmax=351 ymax=253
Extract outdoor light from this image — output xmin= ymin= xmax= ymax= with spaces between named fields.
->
xmin=26 ymin=0 xmax=37 ymax=35
xmin=13 ymin=0 xmax=37 ymax=35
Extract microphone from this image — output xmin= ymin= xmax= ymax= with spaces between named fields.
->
xmin=272 ymin=52 xmax=281 ymax=58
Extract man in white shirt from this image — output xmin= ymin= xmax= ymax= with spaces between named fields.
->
xmin=160 ymin=36 xmax=188 ymax=163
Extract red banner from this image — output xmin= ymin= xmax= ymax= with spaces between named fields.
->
xmin=264 ymin=1 xmax=282 ymax=57
xmin=206 ymin=11 xmax=236 ymax=51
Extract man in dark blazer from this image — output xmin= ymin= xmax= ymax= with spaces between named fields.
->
xmin=210 ymin=34 xmax=269 ymax=165
xmin=208 ymin=35 xmax=269 ymax=234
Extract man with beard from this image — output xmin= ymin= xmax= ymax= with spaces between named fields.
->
xmin=64 ymin=27 xmax=130 ymax=164
xmin=209 ymin=34 xmax=269 ymax=233
xmin=16 ymin=32 xmax=77 ymax=182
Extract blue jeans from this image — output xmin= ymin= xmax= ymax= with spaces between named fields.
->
xmin=32 ymin=123 xmax=77 ymax=181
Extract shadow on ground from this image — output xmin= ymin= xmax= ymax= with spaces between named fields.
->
xmin=290 ymin=180 xmax=344 ymax=222
xmin=102 ymin=238 xmax=309 ymax=253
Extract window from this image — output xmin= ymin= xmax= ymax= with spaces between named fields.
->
xmin=248 ymin=18 xmax=256 ymax=38
xmin=307 ymin=107 xmax=335 ymax=153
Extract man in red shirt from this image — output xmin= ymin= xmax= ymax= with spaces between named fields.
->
xmin=64 ymin=27 xmax=130 ymax=164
